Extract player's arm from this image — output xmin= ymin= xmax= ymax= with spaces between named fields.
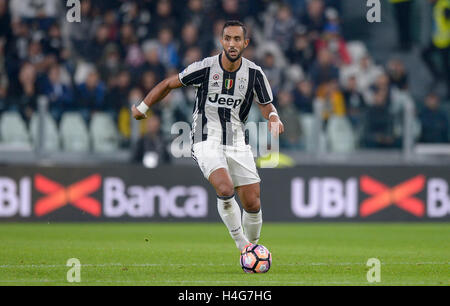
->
xmin=253 ymin=68 xmax=284 ymax=136
xmin=131 ymin=74 xmax=183 ymax=120
xmin=258 ymin=103 xmax=284 ymax=137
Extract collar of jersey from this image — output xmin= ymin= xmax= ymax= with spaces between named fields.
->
xmin=218 ymin=53 xmax=243 ymax=75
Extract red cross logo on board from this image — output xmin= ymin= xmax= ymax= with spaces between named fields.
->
xmin=360 ymin=175 xmax=425 ymax=217
xmin=34 ymin=174 xmax=102 ymax=217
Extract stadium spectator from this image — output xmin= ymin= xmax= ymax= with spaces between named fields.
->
xmin=218 ymin=0 xmax=243 ymax=21
xmin=315 ymin=23 xmax=351 ymax=66
xmin=310 ymin=49 xmax=339 ymax=87
xmin=421 ymin=0 xmax=450 ymax=99
xmin=264 ymin=3 xmax=297 ymax=52
xmin=141 ymin=41 xmax=167 ymax=83
xmin=156 ymin=27 xmax=180 ymax=69
xmin=66 ymin=0 xmax=95 ymax=58
xmin=301 ymin=0 xmax=326 ymax=40
xmin=118 ymin=2 xmax=151 ymax=42
xmin=342 ymin=75 xmax=367 ymax=127
xmin=42 ymin=23 xmax=64 ymax=60
xmin=293 ymin=79 xmax=315 ymax=114
xmin=347 ymin=55 xmax=384 ymax=104
xmin=390 ymin=0 xmax=413 ymax=51
xmin=285 ymin=0 xmax=308 ymax=18
xmin=118 ymin=87 xmax=146 ymax=145
xmin=179 ymin=22 xmax=201 ymax=59
xmin=362 ymin=88 xmax=401 ymax=148
xmin=386 ymin=58 xmax=409 ymax=91
xmin=148 ymin=0 xmax=178 ymax=37
xmin=287 ymin=26 xmax=316 ymax=74
xmin=10 ymin=0 xmax=60 ymax=20
xmin=0 ymin=47 xmax=7 ymax=112
xmin=131 ymin=113 xmax=171 ymax=167
xmin=260 ymin=51 xmax=283 ymax=96
xmin=277 ymin=89 xmax=303 ymax=149
xmin=366 ymin=73 xmax=392 ymax=107
xmin=210 ymin=19 xmax=226 ymax=55
xmin=27 ymin=40 xmax=47 ymax=74
xmin=419 ymin=93 xmax=449 ymax=143
xmin=316 ymin=79 xmax=346 ymax=120
xmin=0 ymin=0 xmax=11 ymax=41
xmin=105 ymin=70 xmax=132 ymax=116
xmin=41 ymin=64 xmax=74 ymax=122
xmin=182 ymin=46 xmax=203 ymax=68
xmin=76 ymin=69 xmax=106 ymax=121
xmin=181 ymin=0 xmax=209 ymax=31
xmin=85 ymin=24 xmax=110 ymax=65
xmin=98 ymin=44 xmax=124 ymax=85
xmin=10 ymin=62 xmax=38 ymax=121
xmin=102 ymin=10 xmax=119 ymax=42
xmin=118 ymin=23 xmax=139 ymax=61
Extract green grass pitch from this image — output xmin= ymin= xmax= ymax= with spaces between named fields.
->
xmin=0 ymin=223 xmax=448 ymax=286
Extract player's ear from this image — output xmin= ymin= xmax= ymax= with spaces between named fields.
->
xmin=244 ymin=38 xmax=250 ymax=49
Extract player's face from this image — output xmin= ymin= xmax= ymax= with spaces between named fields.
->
xmin=221 ymin=26 xmax=249 ymax=62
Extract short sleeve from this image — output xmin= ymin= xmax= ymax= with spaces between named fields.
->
xmin=178 ymin=61 xmax=208 ymax=87
xmin=253 ymin=69 xmax=273 ymax=104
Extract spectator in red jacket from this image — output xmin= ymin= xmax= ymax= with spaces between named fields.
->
xmin=315 ymin=23 xmax=351 ymax=66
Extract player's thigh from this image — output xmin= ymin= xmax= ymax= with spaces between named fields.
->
xmin=192 ymin=141 xmax=233 ymax=196
xmin=192 ymin=141 xmax=226 ymax=179
xmin=236 ymin=182 xmax=261 ymax=212
xmin=226 ymin=145 xmax=261 ymax=188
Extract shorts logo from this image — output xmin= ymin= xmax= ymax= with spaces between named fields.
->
xmin=34 ymin=174 xmax=102 ymax=217
xmin=360 ymin=175 xmax=425 ymax=217
xmin=224 ymin=79 xmax=233 ymax=90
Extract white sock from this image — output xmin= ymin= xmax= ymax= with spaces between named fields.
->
xmin=217 ymin=194 xmax=249 ymax=250
xmin=242 ymin=209 xmax=262 ymax=244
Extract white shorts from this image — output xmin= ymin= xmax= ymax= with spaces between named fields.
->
xmin=192 ymin=140 xmax=261 ymax=187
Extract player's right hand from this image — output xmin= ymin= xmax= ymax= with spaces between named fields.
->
xmin=131 ymin=104 xmax=147 ymax=120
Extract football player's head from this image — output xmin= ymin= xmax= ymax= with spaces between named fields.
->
xmin=221 ymin=20 xmax=249 ymax=63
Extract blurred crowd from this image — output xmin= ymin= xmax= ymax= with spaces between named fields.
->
xmin=0 ymin=0 xmax=448 ymax=157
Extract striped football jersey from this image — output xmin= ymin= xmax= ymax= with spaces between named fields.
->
xmin=178 ymin=53 xmax=273 ymax=147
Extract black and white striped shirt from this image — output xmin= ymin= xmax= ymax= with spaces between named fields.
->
xmin=179 ymin=53 xmax=273 ymax=146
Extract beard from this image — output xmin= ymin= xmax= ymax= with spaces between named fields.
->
xmin=224 ymin=48 xmax=243 ymax=62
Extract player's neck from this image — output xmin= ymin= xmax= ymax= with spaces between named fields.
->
xmin=220 ymin=51 xmax=242 ymax=73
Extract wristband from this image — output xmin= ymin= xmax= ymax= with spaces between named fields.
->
xmin=136 ymin=101 xmax=149 ymax=114
xmin=269 ymin=112 xmax=279 ymax=119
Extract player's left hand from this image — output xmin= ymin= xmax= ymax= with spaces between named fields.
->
xmin=268 ymin=116 xmax=284 ymax=137
xmin=131 ymin=104 xmax=147 ymax=120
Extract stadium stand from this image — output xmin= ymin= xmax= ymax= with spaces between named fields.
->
xmin=0 ymin=0 xmax=448 ymax=164
xmin=59 ymin=112 xmax=90 ymax=152
xmin=0 ymin=111 xmax=30 ymax=148
xmin=29 ymin=112 xmax=60 ymax=151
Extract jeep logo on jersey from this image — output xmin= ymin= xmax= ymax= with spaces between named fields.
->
xmin=208 ymin=94 xmax=242 ymax=108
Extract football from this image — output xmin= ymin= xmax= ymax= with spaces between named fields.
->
xmin=240 ymin=244 xmax=272 ymax=273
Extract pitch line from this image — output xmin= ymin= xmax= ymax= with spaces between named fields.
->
xmin=0 ymin=262 xmax=448 ymax=269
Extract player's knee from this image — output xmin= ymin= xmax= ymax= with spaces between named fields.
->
xmin=216 ymin=183 xmax=234 ymax=198
xmin=244 ymin=195 xmax=261 ymax=213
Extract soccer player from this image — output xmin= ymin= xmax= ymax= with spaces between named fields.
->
xmin=132 ymin=20 xmax=284 ymax=252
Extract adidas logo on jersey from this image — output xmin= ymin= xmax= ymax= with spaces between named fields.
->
xmin=208 ymin=94 xmax=243 ymax=109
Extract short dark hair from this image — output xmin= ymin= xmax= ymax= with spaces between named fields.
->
xmin=222 ymin=20 xmax=247 ymax=39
